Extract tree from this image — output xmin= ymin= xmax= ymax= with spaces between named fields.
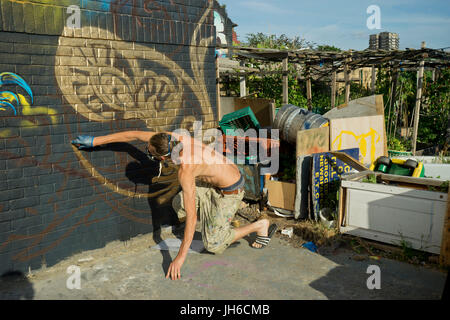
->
xmin=316 ymin=44 xmax=341 ymax=52
xmin=244 ymin=32 xmax=314 ymax=50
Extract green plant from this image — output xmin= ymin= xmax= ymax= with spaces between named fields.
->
xmin=362 ymin=174 xmax=377 ymax=184
xmin=387 ymin=136 xmax=411 ymax=151
xmin=399 ymin=239 xmax=415 ymax=260
xmin=226 ymin=36 xmax=449 ymax=152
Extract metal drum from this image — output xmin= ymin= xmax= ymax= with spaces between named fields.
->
xmin=273 ymin=104 xmax=329 ymax=144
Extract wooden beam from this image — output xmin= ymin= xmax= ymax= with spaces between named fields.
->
xmin=306 ymin=66 xmax=312 ymax=111
xmin=282 ymin=57 xmax=289 ymax=105
xmin=331 ymin=71 xmax=336 ymax=109
xmin=329 ymin=152 xmax=369 ymax=172
xmin=412 ymin=42 xmax=426 ymax=155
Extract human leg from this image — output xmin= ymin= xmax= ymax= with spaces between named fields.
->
xmin=199 ymin=189 xmax=244 ymax=254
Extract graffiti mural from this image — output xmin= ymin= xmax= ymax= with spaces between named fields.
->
xmin=212 ymin=1 xmax=237 ymax=58
xmin=0 ymin=0 xmax=217 ymax=272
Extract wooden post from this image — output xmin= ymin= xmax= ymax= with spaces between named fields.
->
xmin=239 ymin=61 xmax=246 ymax=97
xmin=239 ymin=74 xmax=246 ymax=98
xmin=412 ymin=42 xmax=426 ymax=155
xmin=306 ymin=66 xmax=312 ymax=111
xmin=269 ymin=102 xmax=276 ymax=126
xmin=391 ymin=67 xmax=399 ymax=111
xmin=371 ymin=66 xmax=376 ymax=93
xmin=331 ymin=70 xmax=336 ymax=109
xmin=216 ymin=56 xmax=221 ymax=120
xmin=282 ymin=56 xmax=288 ymax=105
xmin=344 ymin=57 xmax=351 ymax=104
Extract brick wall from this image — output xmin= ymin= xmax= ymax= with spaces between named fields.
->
xmin=0 ymin=0 xmax=217 ymax=274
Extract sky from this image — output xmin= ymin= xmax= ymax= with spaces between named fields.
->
xmin=220 ymin=0 xmax=450 ymax=50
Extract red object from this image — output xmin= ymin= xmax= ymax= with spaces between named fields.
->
xmin=222 ymin=135 xmax=279 ymax=158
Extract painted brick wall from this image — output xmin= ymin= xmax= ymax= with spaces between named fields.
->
xmin=0 ymin=0 xmax=217 ymax=274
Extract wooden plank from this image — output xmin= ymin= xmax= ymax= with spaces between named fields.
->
xmin=330 ymin=114 xmax=386 ymax=166
xmin=329 ymin=151 xmax=369 ymax=172
xmin=294 ymin=155 xmax=312 ymax=219
xmin=379 ymin=173 xmax=449 ymax=188
xmin=342 ymin=170 xmax=374 ymax=182
xmin=338 ymin=185 xmax=346 ymax=229
xmin=440 ymin=188 xmax=450 ymax=266
xmin=267 ymin=180 xmax=296 ymax=211
xmin=342 ymin=180 xmax=448 ymax=201
xmin=296 ymin=127 xmax=330 ymax=157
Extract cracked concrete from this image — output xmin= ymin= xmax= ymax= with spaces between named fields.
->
xmin=0 ymin=228 xmax=447 ymax=300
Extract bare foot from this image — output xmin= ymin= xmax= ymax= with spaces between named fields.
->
xmin=252 ymin=219 xmax=270 ymax=249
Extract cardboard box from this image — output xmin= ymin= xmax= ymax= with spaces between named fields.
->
xmin=267 ymin=180 xmax=296 ymax=211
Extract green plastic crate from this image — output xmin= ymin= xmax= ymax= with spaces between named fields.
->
xmin=219 ymin=106 xmax=261 ymax=136
xmin=388 ymin=150 xmax=413 ymax=157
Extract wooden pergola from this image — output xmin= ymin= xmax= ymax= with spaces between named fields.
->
xmin=216 ymin=43 xmax=450 ymax=155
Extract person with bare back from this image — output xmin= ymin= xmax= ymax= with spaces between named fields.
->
xmin=71 ymin=130 xmax=277 ymax=280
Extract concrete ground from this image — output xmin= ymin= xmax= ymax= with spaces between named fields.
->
xmin=0 ymin=227 xmax=447 ymax=300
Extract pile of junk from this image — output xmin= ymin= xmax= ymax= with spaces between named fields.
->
xmin=215 ymin=95 xmax=450 ymax=261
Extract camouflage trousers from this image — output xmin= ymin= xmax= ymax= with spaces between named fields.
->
xmin=172 ymin=181 xmax=245 ymax=254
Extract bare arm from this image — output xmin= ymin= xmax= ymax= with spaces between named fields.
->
xmin=93 ymin=131 xmax=157 ymax=146
xmin=166 ymin=164 xmax=197 ymax=280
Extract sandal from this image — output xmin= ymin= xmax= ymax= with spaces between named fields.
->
xmin=252 ymin=224 xmax=278 ymax=249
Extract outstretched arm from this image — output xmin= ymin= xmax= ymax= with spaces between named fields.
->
xmin=72 ymin=131 xmax=158 ymax=149
xmin=166 ymin=165 xmax=197 ymax=280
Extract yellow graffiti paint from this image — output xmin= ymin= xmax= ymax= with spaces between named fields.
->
xmin=18 ymin=94 xmax=58 ymax=125
xmin=0 ymin=129 xmax=11 ymax=138
xmin=332 ymin=127 xmax=381 ymax=164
